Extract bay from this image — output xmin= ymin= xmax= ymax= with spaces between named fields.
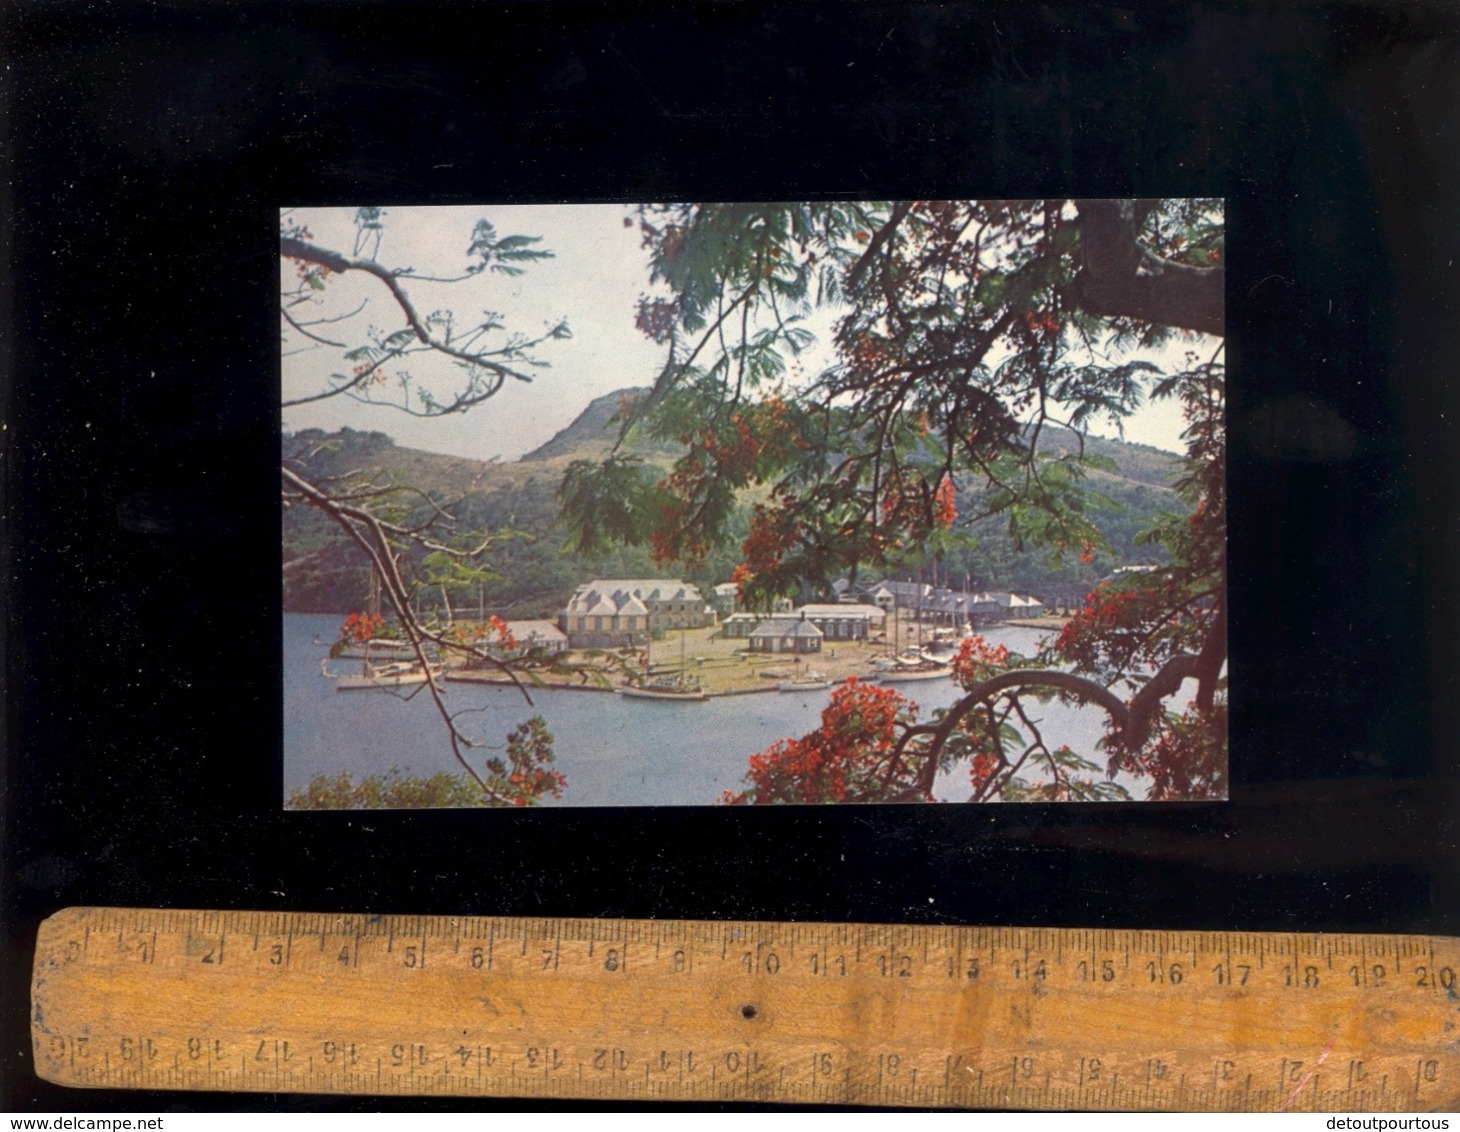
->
xmin=284 ymin=614 xmax=1121 ymax=807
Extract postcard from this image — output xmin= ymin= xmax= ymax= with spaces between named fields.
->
xmin=282 ymin=201 xmax=1226 ymax=808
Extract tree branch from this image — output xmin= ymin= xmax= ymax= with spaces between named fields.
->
xmin=1069 ymin=199 xmax=1225 ymax=336
xmin=902 ymin=669 xmax=1134 ymax=794
xmin=280 ymin=236 xmax=542 ymax=387
xmin=846 ymin=201 xmax=914 ymax=291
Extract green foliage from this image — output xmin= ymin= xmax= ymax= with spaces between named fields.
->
xmin=1000 ymin=756 xmax=1133 ymax=802
xmin=281 ymin=419 xmax=1183 ymax=616
xmin=561 ymin=201 xmax=1218 ymax=601
xmin=556 ymin=455 xmax=666 ymax=556
xmin=481 ymin=716 xmax=566 ymax=802
xmin=285 ymin=716 xmax=563 ymax=809
xmin=283 ymin=200 xmax=1224 ymax=805
xmin=287 ymin=768 xmax=503 ymax=809
xmin=466 ymin=219 xmax=555 ymax=276
xmin=580 ymin=199 xmax=1226 ymax=803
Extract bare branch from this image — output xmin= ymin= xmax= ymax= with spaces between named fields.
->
xmin=280 ymin=303 xmax=346 ymax=348
xmin=902 ymin=669 xmax=1134 ymax=795
xmin=281 ymin=465 xmax=540 ymax=794
xmin=279 ymin=236 xmax=545 ymax=389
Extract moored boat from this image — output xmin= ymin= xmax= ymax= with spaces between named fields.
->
xmin=333 ymin=638 xmax=418 ymax=661
xmin=779 ymin=671 xmax=831 ymax=693
xmin=618 ymin=673 xmax=707 ymax=701
xmin=872 ymin=649 xmax=930 ymax=671
xmin=326 ymin=659 xmax=443 ymax=691
xmin=876 ymin=656 xmax=953 ymax=683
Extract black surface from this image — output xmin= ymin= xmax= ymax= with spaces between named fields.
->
xmin=4 ymin=0 xmax=1459 ymax=1112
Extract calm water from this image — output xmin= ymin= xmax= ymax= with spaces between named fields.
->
xmin=284 ymin=614 xmax=1118 ymax=807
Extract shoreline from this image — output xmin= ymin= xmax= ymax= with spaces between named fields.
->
xmin=443 ymin=671 xmax=839 ymax=699
xmin=306 ymin=610 xmax=1062 ymax=699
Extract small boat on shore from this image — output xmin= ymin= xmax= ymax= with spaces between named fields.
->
xmin=618 ymin=673 xmax=707 ymax=701
xmin=779 ymin=670 xmax=831 ymax=693
xmin=325 ymin=658 xmax=442 ymax=691
xmin=333 ymin=638 xmax=418 ymax=661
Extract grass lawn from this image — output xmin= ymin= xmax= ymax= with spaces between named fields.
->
xmin=446 ymin=613 xmax=941 ymax=695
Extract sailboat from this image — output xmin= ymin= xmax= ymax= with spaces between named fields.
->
xmin=873 ymin=582 xmax=951 ymax=683
xmin=876 ymin=655 xmax=952 ymax=683
xmin=321 ymin=574 xmax=441 ymax=690
xmin=618 ymin=623 xmax=706 ymax=700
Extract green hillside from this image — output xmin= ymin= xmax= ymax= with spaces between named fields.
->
xmin=282 ymin=394 xmax=1188 ymax=616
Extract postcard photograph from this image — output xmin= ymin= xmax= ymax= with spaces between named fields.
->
xmin=281 ymin=201 xmax=1226 ymax=808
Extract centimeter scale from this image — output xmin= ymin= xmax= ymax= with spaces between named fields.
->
xmin=30 ymin=907 xmax=1460 ymax=1111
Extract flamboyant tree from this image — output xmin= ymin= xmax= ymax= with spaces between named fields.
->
xmin=561 ymin=199 xmax=1225 ymax=802
xmin=281 ymin=208 xmax=577 ymax=806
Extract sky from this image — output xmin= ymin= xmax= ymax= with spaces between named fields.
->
xmin=280 ymin=204 xmax=1203 ymax=462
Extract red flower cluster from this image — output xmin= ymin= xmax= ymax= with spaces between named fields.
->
xmin=877 ymin=473 xmax=957 ymax=537
xmin=340 ymin=611 xmax=385 ymax=644
xmin=1052 ymin=586 xmax=1148 ymax=670
xmin=724 ymin=677 xmax=918 ymax=804
xmin=730 ymin=562 xmax=755 ymax=604
xmin=933 ymin=474 xmax=958 ymax=530
xmin=466 ymin=615 xmax=520 ymax=651
xmin=968 ymin=751 xmax=1000 ymax=793
xmin=1106 ymin=703 xmax=1227 ymax=801
xmin=741 ymin=503 xmax=801 ymax=576
xmin=507 ymin=767 xmax=567 ymax=805
xmin=487 ymin=615 xmax=518 ymax=650
xmin=701 ymin=413 xmax=763 ymax=480
xmin=649 ymin=396 xmax=808 ymax=571
xmin=1052 ymin=576 xmax=1207 ymax=678
xmin=950 ymin=635 xmax=1011 ymax=690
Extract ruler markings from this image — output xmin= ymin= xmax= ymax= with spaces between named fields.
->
xmin=30 ymin=908 xmax=1460 ymax=1111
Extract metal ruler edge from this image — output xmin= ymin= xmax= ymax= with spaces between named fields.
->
xmin=30 ymin=907 xmax=1460 ymax=1111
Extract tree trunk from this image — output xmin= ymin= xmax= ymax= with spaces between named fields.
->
xmin=1070 ymin=199 xmax=1225 ymax=336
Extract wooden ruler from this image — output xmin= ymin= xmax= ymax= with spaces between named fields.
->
xmin=30 ymin=907 xmax=1460 ymax=1111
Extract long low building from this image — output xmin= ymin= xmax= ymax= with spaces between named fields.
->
xmin=794 ymin=603 xmax=886 ymax=641
xmin=866 ymin=582 xmax=1041 ymax=625
xmin=748 ymin=617 xmax=824 ymax=654
xmin=464 ymin=619 xmax=569 ymax=668
xmin=722 ymin=602 xmax=885 ymax=641
xmin=507 ymin=619 xmax=569 ymax=653
xmin=558 ymin=579 xmax=713 ymax=648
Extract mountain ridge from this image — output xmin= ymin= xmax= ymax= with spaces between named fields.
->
xmin=282 ymin=390 xmax=1187 ymax=615
xmin=519 ymin=387 xmax=654 ymax=463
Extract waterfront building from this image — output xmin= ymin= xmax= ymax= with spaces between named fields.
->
xmin=748 ymin=616 xmax=824 ymax=655
xmin=558 ymin=579 xmax=713 ymax=648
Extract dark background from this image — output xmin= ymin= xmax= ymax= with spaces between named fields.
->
xmin=4 ymin=0 xmax=1459 ymax=1111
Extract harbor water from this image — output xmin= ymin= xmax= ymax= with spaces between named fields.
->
xmin=285 ymin=614 xmax=1124 ymax=807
